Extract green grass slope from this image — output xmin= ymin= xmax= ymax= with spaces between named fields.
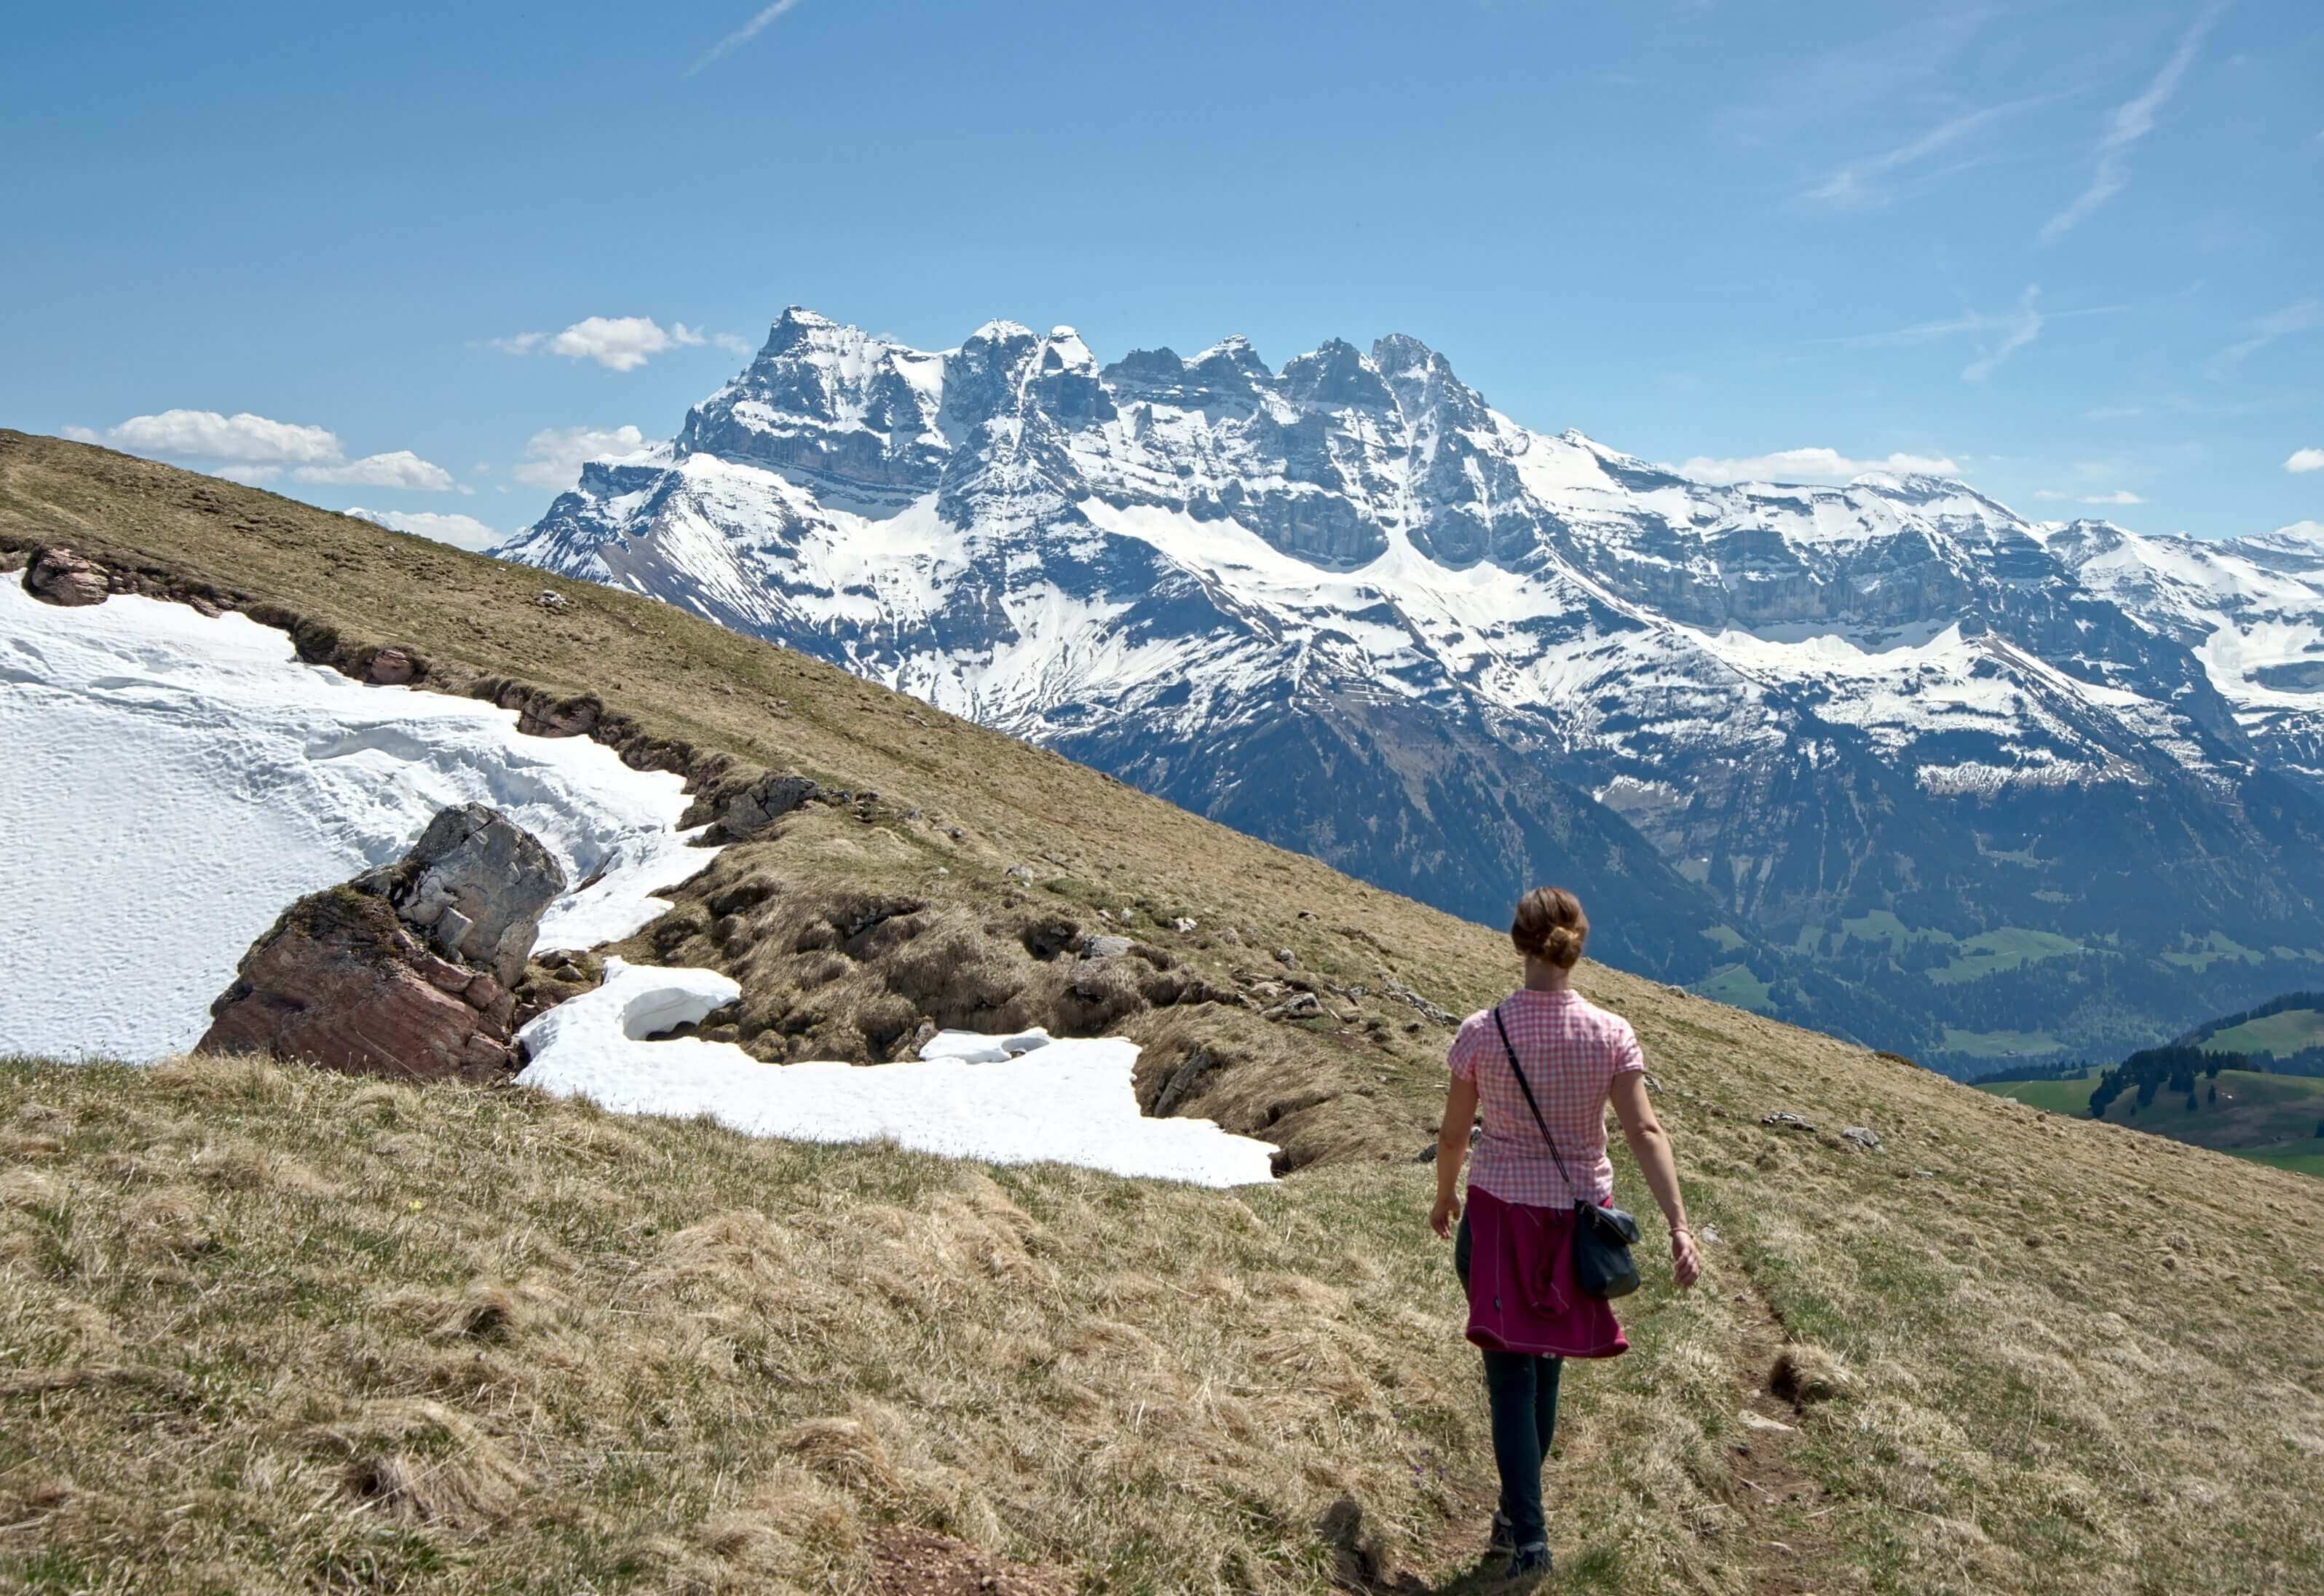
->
xmin=7 ymin=432 xmax=2324 ymax=1595
xmin=2203 ymin=1005 xmax=2324 ymax=1059
xmin=1977 ymin=1067 xmax=2104 ymax=1117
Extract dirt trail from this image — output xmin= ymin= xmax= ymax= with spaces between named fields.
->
xmin=1719 ymin=1273 xmax=1844 ymax=1596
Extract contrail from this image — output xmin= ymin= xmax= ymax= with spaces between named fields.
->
xmin=687 ymin=0 xmax=805 ymax=76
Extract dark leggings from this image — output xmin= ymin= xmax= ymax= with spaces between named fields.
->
xmin=1455 ymin=1216 xmax=1565 ymax=1549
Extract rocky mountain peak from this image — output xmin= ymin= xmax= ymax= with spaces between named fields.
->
xmin=760 ymin=304 xmax=844 ymax=356
xmin=1280 ymin=338 xmax=1395 ymax=409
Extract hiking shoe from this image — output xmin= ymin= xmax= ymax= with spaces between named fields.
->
xmin=1503 ymin=1543 xmax=1552 ymax=1581
xmin=1487 ymin=1511 xmax=1516 ymax=1555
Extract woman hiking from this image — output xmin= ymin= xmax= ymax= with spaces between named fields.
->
xmin=1428 ymin=886 xmax=1701 ymax=1579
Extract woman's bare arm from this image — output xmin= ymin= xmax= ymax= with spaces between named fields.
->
xmin=1429 ymin=1075 xmax=1479 ymax=1237
xmin=1608 ymin=1072 xmax=1700 ymax=1287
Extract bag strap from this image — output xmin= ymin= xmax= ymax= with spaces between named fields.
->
xmin=1492 ymin=1006 xmax=1579 ymax=1201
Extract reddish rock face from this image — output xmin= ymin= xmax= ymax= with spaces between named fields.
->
xmin=197 ymin=804 xmax=565 ymax=1083
xmin=198 ymin=888 xmax=520 ymax=1083
xmin=367 ymin=647 xmax=417 ymax=685
xmin=25 ymin=548 xmax=111 ymax=607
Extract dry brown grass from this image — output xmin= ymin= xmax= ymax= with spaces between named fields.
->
xmin=7 ymin=433 xmax=2324 ymax=1593
xmin=0 ymin=1059 xmax=1513 ymax=1594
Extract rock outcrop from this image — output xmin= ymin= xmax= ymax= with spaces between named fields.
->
xmin=197 ymin=805 xmax=566 ymax=1081
xmin=707 ymin=770 xmax=822 ymax=842
xmin=354 ymin=805 xmax=565 ymax=987
xmin=24 ymin=546 xmax=111 ymax=607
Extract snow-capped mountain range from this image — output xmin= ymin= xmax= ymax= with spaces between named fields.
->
xmin=498 ymin=308 xmax=2324 ymax=1069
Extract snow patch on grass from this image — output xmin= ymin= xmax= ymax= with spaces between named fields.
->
xmin=514 ymin=959 xmax=1278 ymax=1187
xmin=0 ymin=583 xmax=715 ymax=1060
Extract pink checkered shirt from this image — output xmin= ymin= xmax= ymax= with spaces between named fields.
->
xmin=1448 ymin=988 xmax=1645 ymax=1209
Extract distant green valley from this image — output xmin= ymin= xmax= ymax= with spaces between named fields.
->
xmin=1693 ymin=904 xmax=2324 ymax=1079
xmin=1974 ymin=992 xmax=2324 ymax=1177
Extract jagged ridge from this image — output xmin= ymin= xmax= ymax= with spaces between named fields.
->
xmin=498 ymin=311 xmax=2324 ymax=1067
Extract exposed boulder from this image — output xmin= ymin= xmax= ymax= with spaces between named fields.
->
xmin=355 ymin=804 xmax=565 ymax=987
xmin=25 ymin=547 xmax=111 ymax=607
xmin=1380 ymin=979 xmax=1459 ymax=1027
xmin=713 ymin=771 xmax=823 ymax=841
xmin=197 ymin=805 xmax=566 ymax=1083
xmin=1262 ymin=992 xmax=1323 ymax=1022
xmin=198 ymin=888 xmax=520 ymax=1082
xmin=365 ymin=647 xmax=419 ymax=686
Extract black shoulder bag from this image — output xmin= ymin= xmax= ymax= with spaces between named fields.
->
xmin=1492 ymin=1006 xmax=1642 ymax=1299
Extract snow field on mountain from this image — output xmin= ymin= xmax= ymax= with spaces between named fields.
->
xmin=513 ymin=958 xmax=1279 ymax=1187
xmin=0 ymin=583 xmax=715 ymax=1060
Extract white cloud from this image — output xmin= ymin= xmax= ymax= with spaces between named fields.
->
xmin=2210 ymin=301 xmax=2323 ymax=376
xmin=2286 ymin=448 xmax=2324 ymax=473
xmin=514 ymin=424 xmax=653 ymax=490
xmin=74 ymin=408 xmax=454 ymax=492
xmin=58 ymin=424 xmax=102 ymax=443
xmin=293 ymin=450 xmax=457 ymax=491
xmin=494 ymin=316 xmax=708 ymax=372
xmin=2081 ymin=490 xmax=2146 ymax=505
xmin=1961 ymin=285 xmax=2042 ymax=382
xmin=1669 ymin=447 xmax=1963 ymax=486
xmin=106 ymin=408 xmax=343 ymax=465
xmin=713 ymin=330 xmax=756 ymax=355
xmin=2034 ymin=489 xmax=2070 ymax=500
xmin=2040 ymin=3 xmax=2225 ymax=244
xmin=689 ymin=0 xmax=805 ymax=75
xmin=345 ymin=507 xmax=502 ymax=553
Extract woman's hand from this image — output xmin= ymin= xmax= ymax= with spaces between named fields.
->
xmin=1430 ymin=1190 xmax=1461 ymax=1239
xmin=1669 ymin=1226 xmax=1702 ymax=1289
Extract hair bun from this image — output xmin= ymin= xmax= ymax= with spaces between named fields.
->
xmin=1510 ymin=886 xmax=1589 ymax=969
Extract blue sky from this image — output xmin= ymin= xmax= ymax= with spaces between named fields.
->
xmin=2 ymin=0 xmax=2317 ymax=545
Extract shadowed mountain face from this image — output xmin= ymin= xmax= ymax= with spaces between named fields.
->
xmin=497 ymin=308 xmax=2324 ymax=1070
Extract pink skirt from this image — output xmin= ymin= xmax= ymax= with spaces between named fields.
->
xmin=1463 ymin=1185 xmax=1628 ymax=1359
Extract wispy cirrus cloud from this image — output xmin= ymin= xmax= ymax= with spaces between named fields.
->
xmin=1960 ymin=286 xmax=2044 ymax=382
xmin=1718 ymin=7 xmax=1997 ymax=144
xmin=2039 ymin=3 xmax=2226 ymax=244
xmin=2208 ymin=299 xmax=2322 ymax=376
xmin=1827 ymin=285 xmax=2133 ymax=383
xmin=687 ymin=0 xmax=805 ymax=76
xmin=1804 ymin=94 xmax=2058 ymax=208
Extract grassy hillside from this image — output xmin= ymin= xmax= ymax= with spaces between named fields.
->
xmin=9 ymin=430 xmax=2324 ymax=1595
